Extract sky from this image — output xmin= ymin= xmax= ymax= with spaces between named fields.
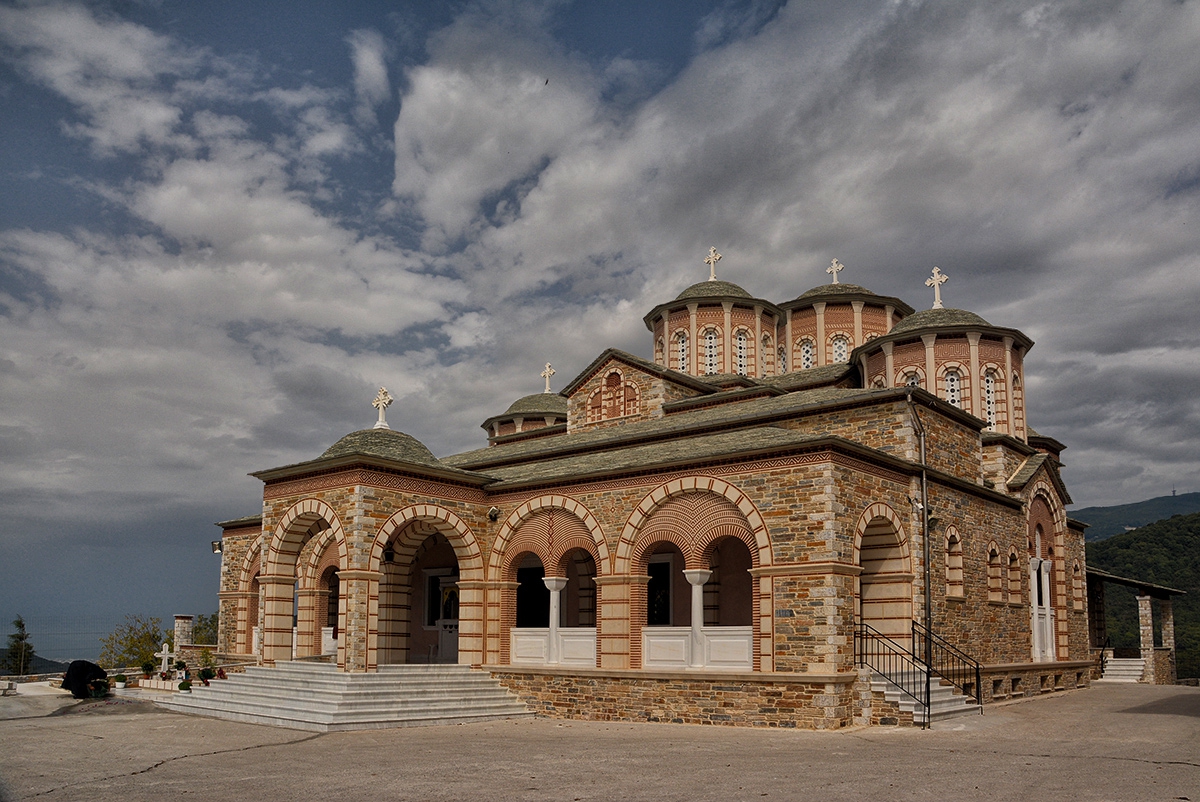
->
xmin=1 ymin=0 xmax=1198 ymax=656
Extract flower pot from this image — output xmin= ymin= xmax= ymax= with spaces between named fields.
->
xmin=115 ymin=682 xmax=126 ymax=689
xmin=178 ymin=689 xmax=191 ymax=694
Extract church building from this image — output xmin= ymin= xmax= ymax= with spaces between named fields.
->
xmin=212 ymin=254 xmax=1093 ymax=728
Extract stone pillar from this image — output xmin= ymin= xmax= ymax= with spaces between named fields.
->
xmin=882 ymin=341 xmax=894 ymax=385
xmin=683 ymin=570 xmax=712 ymax=668
xmin=687 ymin=303 xmax=698 ymax=375
xmin=338 ymin=569 xmax=382 ymax=673
xmin=722 ymin=302 xmax=734 ymax=374
xmin=922 ymin=333 xmax=937 ymax=393
xmin=1137 ymin=594 xmax=1154 ymax=683
xmin=967 ymin=331 xmax=981 ymax=419
xmin=456 ymin=579 xmax=487 ymax=667
xmin=814 ymin=302 xmax=827 ymax=366
xmin=852 ymin=300 xmax=864 ymax=346
xmin=543 ymin=576 xmax=568 ymax=664
xmin=596 ymin=575 xmax=639 ymax=669
xmin=174 ymin=615 xmax=194 ymax=648
xmin=1162 ymin=598 xmax=1176 ymax=684
xmin=259 ymin=574 xmax=297 ymax=667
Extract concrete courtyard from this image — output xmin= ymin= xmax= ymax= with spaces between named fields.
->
xmin=1 ymin=682 xmax=1197 ymax=801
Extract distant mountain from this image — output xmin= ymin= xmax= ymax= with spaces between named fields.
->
xmin=1086 ymin=511 xmax=1199 ymax=680
xmin=1071 ymin=492 xmax=1200 ymax=541
xmin=29 ymin=654 xmax=69 ymax=674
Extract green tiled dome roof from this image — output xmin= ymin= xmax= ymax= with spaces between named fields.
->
xmin=889 ymin=308 xmax=990 ymax=335
xmin=320 ymin=428 xmax=444 ymax=468
xmin=675 ymin=280 xmax=753 ymax=301
xmin=503 ymin=393 xmax=568 ymax=417
xmin=795 ymin=283 xmax=877 ymax=300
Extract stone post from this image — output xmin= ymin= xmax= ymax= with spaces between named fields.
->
xmin=1137 ymin=594 xmax=1154 ymax=683
xmin=683 ymin=569 xmax=712 ymax=668
xmin=259 ymin=575 xmax=296 ymax=667
xmin=1161 ymin=598 xmax=1177 ymax=685
xmin=543 ymin=577 xmax=568 ymax=664
xmin=338 ymin=569 xmax=381 ymax=673
xmin=174 ymin=615 xmax=194 ymax=648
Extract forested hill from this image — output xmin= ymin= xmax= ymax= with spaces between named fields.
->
xmin=1072 ymin=492 xmax=1200 ymax=541
xmin=1086 ymin=511 xmax=1199 ymax=680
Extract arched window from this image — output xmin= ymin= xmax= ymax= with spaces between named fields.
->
xmin=1008 ymin=550 xmax=1022 ymax=603
xmin=904 ymin=371 xmax=921 ymax=388
xmin=944 ymin=370 xmax=962 ymax=408
xmin=987 ymin=546 xmax=1003 ymax=602
xmin=984 ymin=370 xmax=997 ymax=427
xmin=831 ymin=335 xmax=849 ymax=363
xmin=945 ymin=528 xmax=964 ymax=597
xmin=800 ymin=339 xmax=815 ymax=370
xmin=735 ymin=331 xmax=748 ymax=375
xmin=777 ymin=345 xmax=787 ymax=373
xmin=675 ymin=332 xmax=688 ymax=372
xmin=704 ymin=329 xmax=719 ymax=374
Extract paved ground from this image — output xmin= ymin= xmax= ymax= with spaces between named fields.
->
xmin=1 ymin=683 xmax=1197 ymax=801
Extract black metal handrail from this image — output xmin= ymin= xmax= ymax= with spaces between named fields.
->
xmin=855 ymin=620 xmax=929 ymax=725
xmin=911 ymin=620 xmax=982 ymax=707
xmin=1098 ymin=636 xmax=1111 ymax=677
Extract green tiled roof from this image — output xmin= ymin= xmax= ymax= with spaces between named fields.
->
xmin=890 ymin=308 xmax=990 ymax=335
xmin=1007 ymin=453 xmax=1047 ymax=490
xmin=758 ymin=363 xmax=855 ymax=391
xmin=443 ymin=385 xmax=897 ymax=471
xmin=675 ymin=280 xmax=753 ymax=300
xmin=795 ymin=282 xmax=876 ymax=300
xmin=320 ymin=428 xmax=445 ymax=469
xmin=502 ymin=393 xmax=568 ymax=416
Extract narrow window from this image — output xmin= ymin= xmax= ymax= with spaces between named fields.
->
xmin=676 ymin=333 xmax=688 ymax=372
xmin=831 ymin=335 xmax=849 ymax=363
xmin=1008 ymin=551 xmax=1022 ymax=603
xmin=778 ymin=345 xmax=787 ymax=373
xmin=945 ymin=370 xmax=962 ymax=408
xmin=945 ymin=529 xmax=964 ymax=597
xmin=987 ymin=546 xmax=1003 ymax=602
xmin=800 ymin=339 xmax=815 ymax=370
xmin=705 ymin=329 xmax=719 ymax=374
xmin=984 ymin=370 xmax=997 ymax=427
xmin=736 ymin=331 xmax=748 ymax=375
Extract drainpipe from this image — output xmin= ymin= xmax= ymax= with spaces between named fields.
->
xmin=907 ymin=391 xmax=933 ymax=729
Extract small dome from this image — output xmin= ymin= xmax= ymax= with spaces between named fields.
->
xmin=503 ymin=393 xmax=568 ymax=417
xmin=795 ymin=283 xmax=878 ymax=301
xmin=320 ymin=428 xmax=444 ymax=469
xmin=675 ymin=280 xmax=753 ymax=301
xmin=889 ymin=307 xmax=991 ymax=335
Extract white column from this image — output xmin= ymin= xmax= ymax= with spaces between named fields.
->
xmin=544 ymin=577 xmax=568 ymax=665
xmin=722 ymin=302 xmax=733 ymax=374
xmin=785 ymin=309 xmax=794 ymax=371
xmin=882 ymin=341 xmax=894 ymax=386
xmin=922 ymin=333 xmax=937 ymax=393
xmin=683 ymin=570 xmax=712 ymax=668
xmin=753 ymin=305 xmax=763 ymax=377
xmin=1003 ymin=336 xmax=1015 ymax=436
xmin=688 ymin=303 xmax=698 ymax=376
xmin=852 ymin=300 xmax=864 ymax=346
xmin=967 ymin=331 xmax=981 ymax=419
xmin=885 ymin=305 xmax=895 ymax=333
xmin=814 ymin=302 xmax=827 ymax=366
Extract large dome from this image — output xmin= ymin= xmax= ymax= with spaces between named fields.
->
xmin=794 ymin=282 xmax=878 ymax=301
xmin=889 ymin=307 xmax=991 ymax=335
xmin=502 ymin=393 xmax=568 ymax=416
xmin=675 ymin=280 xmax=753 ymax=301
xmin=320 ymin=428 xmax=444 ymax=469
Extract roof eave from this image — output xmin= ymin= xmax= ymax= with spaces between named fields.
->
xmin=250 ymin=452 xmax=494 ymax=486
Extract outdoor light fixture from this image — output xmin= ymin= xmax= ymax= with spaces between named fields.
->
xmin=383 ymin=548 xmax=395 ymax=564
xmin=211 ymin=540 xmax=223 ymax=554
xmin=488 ymin=506 xmax=501 ymax=522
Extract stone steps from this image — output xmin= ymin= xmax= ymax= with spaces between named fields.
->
xmin=1096 ymin=657 xmax=1145 ymax=684
xmin=870 ymin=670 xmax=981 ymax=725
xmin=157 ymin=662 xmax=533 ymax=732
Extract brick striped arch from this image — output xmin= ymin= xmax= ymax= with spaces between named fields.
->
xmin=489 ymin=495 xmax=609 ymax=580
xmin=613 ymin=476 xmax=773 ymax=575
xmin=236 ymin=545 xmax=262 ymax=656
xmin=488 ymin=497 xmax=608 ymax=667
xmin=853 ymin=503 xmax=914 ymax=648
xmin=366 ymin=505 xmax=484 ymax=669
xmin=616 ymin=477 xmax=772 ymax=671
xmin=238 ymin=541 xmax=262 ymax=593
xmin=260 ymin=500 xmax=348 ymax=665
xmin=1027 ymin=480 xmax=1069 ymax=659
xmin=264 ymin=498 xmax=347 ymax=576
xmin=300 ymin=527 xmax=343 ymax=586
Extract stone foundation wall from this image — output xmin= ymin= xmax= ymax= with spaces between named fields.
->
xmin=1150 ymin=648 xmax=1176 ymax=685
xmin=491 ymin=667 xmax=857 ymax=729
xmin=977 ymin=660 xmax=1093 ymax=703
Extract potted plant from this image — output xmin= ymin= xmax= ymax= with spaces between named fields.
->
xmin=178 ymin=680 xmax=192 ymax=693
xmin=141 ymin=662 xmax=154 ymax=680
xmin=198 ymin=667 xmax=215 ymax=686
xmin=113 ymin=674 xmax=127 ymax=689
xmin=89 ymin=678 xmax=110 ymax=698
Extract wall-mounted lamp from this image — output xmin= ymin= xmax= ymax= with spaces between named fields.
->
xmin=487 ymin=506 xmax=501 ymax=522
xmin=927 ymin=516 xmax=941 ymax=532
xmin=383 ymin=547 xmax=395 ymax=564
xmin=211 ymin=540 xmax=223 ymax=554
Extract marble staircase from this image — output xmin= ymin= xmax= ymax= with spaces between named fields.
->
xmin=870 ymin=671 xmax=982 ymax=726
xmin=1096 ymin=657 xmax=1145 ymax=684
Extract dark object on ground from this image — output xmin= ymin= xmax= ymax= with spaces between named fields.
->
xmin=61 ymin=660 xmax=108 ymax=699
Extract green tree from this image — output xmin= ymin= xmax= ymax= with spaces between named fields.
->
xmin=193 ymin=612 xmax=218 ymax=645
xmin=98 ymin=615 xmax=167 ymax=670
xmin=2 ymin=616 xmax=36 ymax=675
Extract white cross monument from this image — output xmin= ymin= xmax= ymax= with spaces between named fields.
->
xmin=541 ymin=363 xmax=556 ymax=393
xmin=925 ymin=266 xmax=949 ymax=309
xmin=155 ymin=642 xmax=176 ymax=674
xmin=704 ymin=247 xmax=723 ymax=281
xmin=372 ymin=387 xmax=395 ymax=430
xmin=827 ymin=258 xmax=844 ymax=284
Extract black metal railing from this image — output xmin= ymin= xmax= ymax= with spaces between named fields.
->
xmin=855 ymin=620 xmax=929 ymax=725
xmin=1098 ymin=636 xmax=1111 ymax=677
xmin=912 ymin=620 xmax=982 ymax=708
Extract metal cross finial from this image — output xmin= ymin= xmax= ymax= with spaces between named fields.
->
xmin=827 ymin=258 xmax=844 ymax=285
xmin=372 ymin=387 xmax=395 ymax=430
xmin=540 ymin=362 xmax=556 ymax=393
xmin=704 ymin=247 xmax=722 ymax=281
xmin=925 ymin=267 xmax=949 ymax=309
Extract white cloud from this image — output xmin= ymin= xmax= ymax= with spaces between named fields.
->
xmin=347 ymin=28 xmax=390 ymax=127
